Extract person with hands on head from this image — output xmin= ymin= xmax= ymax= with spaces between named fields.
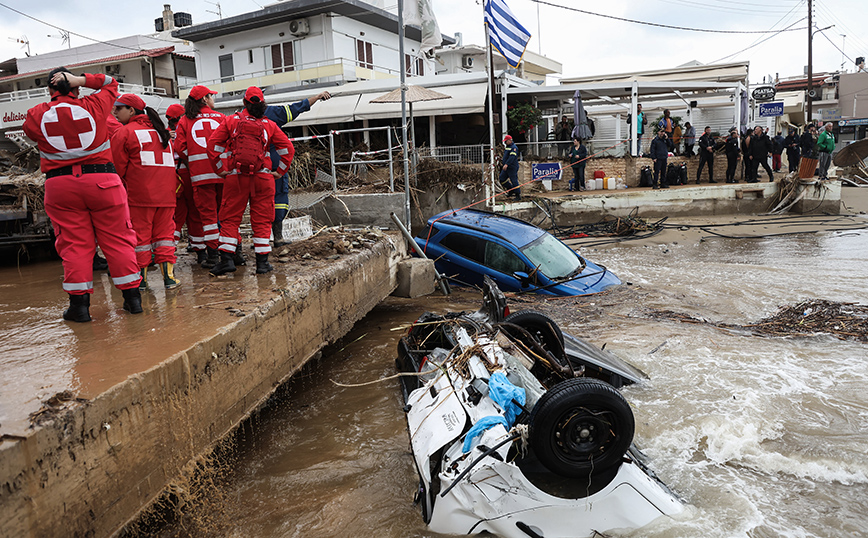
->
xmin=23 ymin=68 xmax=143 ymax=321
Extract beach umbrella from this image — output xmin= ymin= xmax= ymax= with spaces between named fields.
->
xmin=832 ymin=138 xmax=868 ymax=167
xmin=571 ymin=90 xmax=592 ymax=140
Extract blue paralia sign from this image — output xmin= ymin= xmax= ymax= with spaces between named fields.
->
xmin=759 ymin=102 xmax=784 ymax=117
xmin=531 ymin=162 xmax=562 ymax=181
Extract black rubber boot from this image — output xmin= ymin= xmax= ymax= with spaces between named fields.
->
xmin=255 ymin=253 xmax=273 ymax=274
xmin=210 ymin=251 xmax=236 ymax=276
xmin=122 ymin=288 xmax=143 ymax=314
xmin=272 ymin=221 xmax=286 ymax=248
xmin=63 ymin=293 xmax=92 ymax=322
xmin=201 ymin=247 xmax=219 ymax=269
xmin=195 ymin=249 xmax=208 ymax=265
xmin=92 ymin=252 xmax=108 ymax=271
xmin=232 ymin=243 xmax=247 ymax=266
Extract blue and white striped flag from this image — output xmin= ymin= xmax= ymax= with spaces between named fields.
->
xmin=484 ymin=0 xmax=531 ymax=69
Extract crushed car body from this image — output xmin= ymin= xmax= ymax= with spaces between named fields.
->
xmin=396 ymin=277 xmax=683 ymax=538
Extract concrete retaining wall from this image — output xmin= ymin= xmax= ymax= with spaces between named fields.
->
xmin=0 ymin=238 xmax=405 ymax=538
xmin=306 ymin=193 xmax=406 ymax=229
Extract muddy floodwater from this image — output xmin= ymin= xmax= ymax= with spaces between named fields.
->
xmin=148 ymin=221 xmax=868 ymax=538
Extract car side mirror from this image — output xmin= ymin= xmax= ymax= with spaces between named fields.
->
xmin=513 ymin=271 xmax=530 ymax=288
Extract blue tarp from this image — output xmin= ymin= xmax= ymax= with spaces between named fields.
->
xmin=462 ymin=372 xmax=526 ymax=453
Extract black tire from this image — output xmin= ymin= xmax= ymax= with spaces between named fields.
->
xmin=529 ymin=378 xmax=634 ymax=478
xmin=504 ymin=310 xmax=565 ymax=359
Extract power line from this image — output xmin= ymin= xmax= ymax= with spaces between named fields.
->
xmin=710 ymin=17 xmax=806 ymax=64
xmin=655 ymin=0 xmax=803 ymax=17
xmin=814 ymin=2 xmax=868 ymax=57
xmin=710 ymin=0 xmax=805 ymax=64
xmin=526 ymin=0 xmax=808 ymax=34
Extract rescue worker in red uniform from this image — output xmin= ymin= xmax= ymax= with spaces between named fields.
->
xmin=111 ymin=93 xmax=180 ymax=290
xmin=207 ymin=87 xmax=294 ymax=275
xmin=166 ymin=103 xmax=206 ymax=264
xmin=23 ymin=68 xmax=142 ymax=321
xmin=174 ymin=85 xmax=225 ymax=269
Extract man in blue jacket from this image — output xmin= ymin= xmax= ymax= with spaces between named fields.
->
xmin=499 ymin=135 xmax=521 ymax=200
xmin=649 ymin=130 xmax=670 ymax=189
xmin=265 ymin=91 xmax=331 ymax=246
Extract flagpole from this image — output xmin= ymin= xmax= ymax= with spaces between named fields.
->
xmin=484 ymin=3 xmax=496 ymax=209
xmin=397 ymin=0 xmax=411 ymax=232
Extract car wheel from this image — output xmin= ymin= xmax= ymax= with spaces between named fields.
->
xmin=529 ymin=378 xmax=634 ymax=478
xmin=504 ymin=310 xmax=565 ymax=359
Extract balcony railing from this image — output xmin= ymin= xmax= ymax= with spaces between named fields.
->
xmin=180 ymin=57 xmax=401 ymax=98
xmin=0 ymin=83 xmax=167 ymax=103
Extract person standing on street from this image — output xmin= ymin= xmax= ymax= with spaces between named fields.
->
xmin=816 ymin=122 xmax=836 ymax=179
xmin=784 ymin=128 xmax=801 ymax=173
xmin=771 ymin=131 xmax=785 ymax=172
xmin=683 ymin=122 xmax=696 ymax=156
xmin=747 ymin=126 xmax=774 ymax=182
xmin=23 ymin=69 xmax=142 ymax=321
xmin=207 ymin=87 xmax=295 ymax=276
xmin=649 ymin=130 xmax=670 ymax=189
xmin=725 ymin=128 xmax=741 ymax=183
xmin=167 ymin=103 xmax=206 ymax=262
xmin=111 ymin=93 xmax=180 ymax=291
xmin=696 ymin=126 xmax=716 ymax=184
xmin=174 ymin=85 xmax=225 ymax=269
xmin=568 ymin=137 xmax=587 ymax=191
xmin=500 ymin=135 xmax=521 ymax=200
xmin=263 ymin=91 xmax=330 ymax=247
xmin=800 ymin=123 xmax=818 ymax=159
xmin=555 ymin=115 xmax=572 ymax=158
xmin=626 ymin=103 xmax=647 ymax=153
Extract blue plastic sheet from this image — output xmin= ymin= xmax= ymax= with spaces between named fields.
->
xmin=462 ymin=372 xmax=526 ymax=453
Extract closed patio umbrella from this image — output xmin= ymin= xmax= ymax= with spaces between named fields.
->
xmin=571 ymin=90 xmax=592 ymax=140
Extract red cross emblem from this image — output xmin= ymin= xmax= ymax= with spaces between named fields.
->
xmin=192 ymin=118 xmax=220 ymax=149
xmin=135 ymin=129 xmax=174 ymax=167
xmin=40 ymin=103 xmax=96 ymax=151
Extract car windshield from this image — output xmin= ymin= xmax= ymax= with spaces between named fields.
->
xmin=520 ymin=232 xmax=581 ymax=279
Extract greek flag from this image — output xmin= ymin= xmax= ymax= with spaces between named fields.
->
xmin=484 ymin=0 xmax=531 ymax=69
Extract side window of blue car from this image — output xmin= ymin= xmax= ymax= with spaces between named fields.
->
xmin=440 ymin=232 xmax=483 ymax=263
xmin=484 ymin=241 xmax=526 ymax=275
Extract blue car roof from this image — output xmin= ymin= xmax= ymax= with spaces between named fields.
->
xmin=426 ymin=209 xmax=545 ymax=248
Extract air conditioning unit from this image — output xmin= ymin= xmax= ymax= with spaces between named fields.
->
xmin=461 ymin=55 xmax=474 ymax=69
xmin=105 ymin=64 xmax=121 ymax=75
xmin=289 ymin=18 xmax=309 ymax=36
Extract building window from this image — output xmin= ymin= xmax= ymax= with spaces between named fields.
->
xmin=218 ymin=53 xmax=234 ymax=82
xmin=248 ymin=50 xmax=254 ymax=64
xmin=405 ymin=55 xmax=425 ymax=76
xmin=271 ymin=42 xmax=295 ymax=73
xmin=357 ymin=40 xmax=373 ymax=69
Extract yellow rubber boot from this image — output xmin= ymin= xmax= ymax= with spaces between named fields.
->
xmin=160 ymin=262 xmax=180 ymax=289
xmin=138 ymin=267 xmax=148 ymax=290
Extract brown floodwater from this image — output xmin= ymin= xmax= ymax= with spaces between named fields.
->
xmin=152 ymin=222 xmax=868 ymax=538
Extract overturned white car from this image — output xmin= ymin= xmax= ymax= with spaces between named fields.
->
xmin=396 ymin=277 xmax=683 ymax=538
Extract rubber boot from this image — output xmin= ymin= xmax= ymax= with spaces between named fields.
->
xmin=195 ymin=249 xmax=208 ymax=265
xmin=232 ymin=242 xmax=247 ymax=266
xmin=255 ymin=253 xmax=273 ymax=274
xmin=92 ymin=252 xmax=108 ymax=271
xmin=160 ymin=262 xmax=181 ymax=289
xmin=210 ymin=251 xmax=236 ymax=276
xmin=201 ymin=247 xmax=219 ymax=269
xmin=272 ymin=221 xmax=286 ymax=248
xmin=138 ymin=267 xmax=148 ymax=290
xmin=122 ymin=288 xmax=143 ymax=314
xmin=63 ymin=293 xmax=91 ymax=322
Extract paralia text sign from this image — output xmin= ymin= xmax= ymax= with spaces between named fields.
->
xmin=531 ymin=162 xmax=562 ymax=181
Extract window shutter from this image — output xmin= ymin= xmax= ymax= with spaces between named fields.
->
xmin=283 ymin=42 xmax=294 ymax=71
xmin=365 ymin=42 xmax=373 ymax=68
xmin=271 ymin=44 xmax=283 ymax=74
xmin=357 ymin=39 xmax=365 ymax=66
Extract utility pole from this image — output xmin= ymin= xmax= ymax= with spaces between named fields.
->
xmin=807 ymin=0 xmax=813 ymax=125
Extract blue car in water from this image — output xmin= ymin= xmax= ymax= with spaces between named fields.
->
xmin=415 ymin=209 xmax=621 ymax=296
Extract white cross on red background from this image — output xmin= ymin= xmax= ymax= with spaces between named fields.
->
xmin=135 ymin=129 xmax=174 ymax=167
xmin=40 ymin=103 xmax=96 ymax=152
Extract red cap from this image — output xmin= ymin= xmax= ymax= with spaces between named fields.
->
xmin=189 ymin=85 xmax=217 ymax=101
xmin=114 ymin=93 xmax=146 ymax=111
xmin=244 ymin=86 xmax=265 ymax=103
xmin=503 ymin=135 xmax=513 ymax=143
xmin=165 ymin=103 xmax=185 ymax=119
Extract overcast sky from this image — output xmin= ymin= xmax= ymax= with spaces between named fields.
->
xmin=1 ymin=0 xmax=865 ymax=84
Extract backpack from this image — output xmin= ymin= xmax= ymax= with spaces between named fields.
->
xmin=639 ymin=166 xmax=653 ymax=187
xmin=679 ymin=163 xmax=688 ymax=185
xmin=231 ymin=115 xmax=267 ymax=175
xmin=666 ymin=163 xmax=679 ymax=183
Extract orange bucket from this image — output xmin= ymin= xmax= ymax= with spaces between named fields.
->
xmin=798 ymin=157 xmax=818 ymax=179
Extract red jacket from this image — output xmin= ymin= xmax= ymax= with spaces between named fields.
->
xmin=23 ymin=73 xmax=118 ymax=173
xmin=111 ymin=114 xmax=176 ymax=207
xmin=174 ymin=106 xmax=225 ymax=186
xmin=207 ymin=109 xmax=294 ymax=179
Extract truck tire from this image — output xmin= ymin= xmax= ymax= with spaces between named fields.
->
xmin=504 ymin=310 xmax=565 ymax=360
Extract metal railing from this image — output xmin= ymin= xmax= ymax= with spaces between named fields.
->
xmin=0 ymin=83 xmax=167 ymax=103
xmin=180 ymin=57 xmax=402 ymax=96
xmin=517 ymin=138 xmax=640 ymax=159
xmin=415 ymin=144 xmax=489 ymax=165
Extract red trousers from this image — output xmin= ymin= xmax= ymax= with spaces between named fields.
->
xmin=772 ymin=154 xmax=782 ymax=171
xmin=193 ymin=183 xmax=223 ymax=249
xmin=44 ymin=172 xmax=141 ymax=294
xmin=174 ymin=171 xmax=205 ymax=251
xmin=130 ymin=206 xmax=177 ymax=268
xmin=217 ymin=173 xmax=275 ymax=254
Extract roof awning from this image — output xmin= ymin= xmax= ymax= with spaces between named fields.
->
xmin=282 ymin=94 xmax=361 ymax=126
xmin=354 ymin=83 xmax=488 ymax=120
